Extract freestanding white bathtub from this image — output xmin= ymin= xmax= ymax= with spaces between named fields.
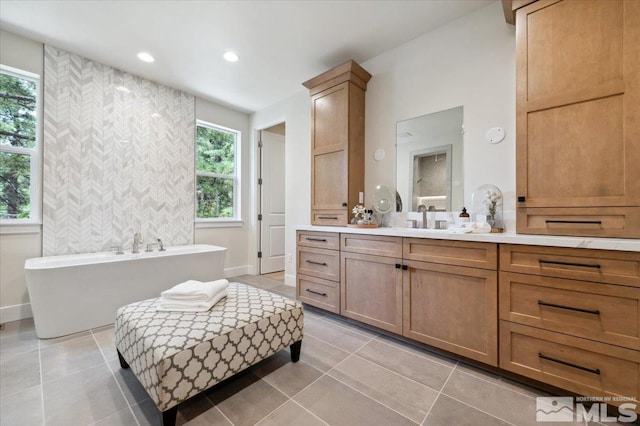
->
xmin=25 ymin=244 xmax=227 ymax=338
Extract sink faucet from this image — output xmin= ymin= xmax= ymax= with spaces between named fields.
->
xmin=132 ymin=233 xmax=143 ymax=254
xmin=157 ymin=238 xmax=166 ymax=251
xmin=418 ymin=205 xmax=427 ymax=228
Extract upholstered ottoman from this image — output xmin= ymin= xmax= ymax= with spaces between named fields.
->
xmin=115 ymin=282 xmax=303 ymax=426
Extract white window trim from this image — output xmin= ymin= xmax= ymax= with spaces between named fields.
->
xmin=195 ymin=120 xmax=241 ymax=224
xmin=0 ymin=64 xmax=42 ymax=226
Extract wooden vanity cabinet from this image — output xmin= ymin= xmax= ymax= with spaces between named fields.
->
xmin=514 ymin=0 xmax=640 ymax=238
xmin=340 ymin=234 xmax=403 ymax=334
xmin=303 ymin=61 xmax=371 ymax=226
xmin=296 ymin=231 xmax=341 ymax=313
xmin=499 ymin=244 xmax=640 ymax=403
xmin=402 ymin=239 xmax=499 ymax=366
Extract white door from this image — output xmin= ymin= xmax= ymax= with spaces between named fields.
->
xmin=260 ymin=129 xmax=285 ymax=273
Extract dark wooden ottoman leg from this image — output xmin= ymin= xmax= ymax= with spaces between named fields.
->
xmin=117 ymin=349 xmax=130 ymax=369
xmin=290 ymin=340 xmax=302 ymax=362
xmin=162 ymin=406 xmax=178 ymax=426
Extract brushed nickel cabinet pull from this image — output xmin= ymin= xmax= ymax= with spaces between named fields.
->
xmin=545 ymin=220 xmax=602 ymax=225
xmin=306 ymin=289 xmax=327 ymax=297
xmin=306 ymin=237 xmax=327 ymax=242
xmin=318 ymin=216 xmax=338 ymax=220
xmin=306 ymin=260 xmax=327 ymax=266
xmin=539 ymin=259 xmax=601 ymax=269
xmin=538 ymin=300 xmax=600 ymax=316
xmin=538 ymin=353 xmax=601 ymax=375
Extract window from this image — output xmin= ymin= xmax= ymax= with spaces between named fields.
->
xmin=0 ymin=65 xmax=40 ymax=223
xmin=195 ymin=120 xmax=240 ymax=221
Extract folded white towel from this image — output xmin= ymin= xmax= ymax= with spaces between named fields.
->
xmin=157 ymin=289 xmax=227 ymax=312
xmin=448 ymin=222 xmax=492 ymax=234
xmin=161 ymin=279 xmax=229 ymax=302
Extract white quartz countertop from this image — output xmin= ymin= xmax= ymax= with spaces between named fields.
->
xmin=296 ymin=225 xmax=640 ymax=252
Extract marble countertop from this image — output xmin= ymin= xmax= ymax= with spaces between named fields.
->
xmin=296 ymin=225 xmax=640 ymax=252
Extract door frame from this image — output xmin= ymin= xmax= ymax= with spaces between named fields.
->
xmin=254 ymin=119 xmax=286 ymax=275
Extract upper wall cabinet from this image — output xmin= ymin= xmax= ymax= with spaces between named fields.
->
xmin=514 ymin=0 xmax=640 ymax=238
xmin=303 ymin=61 xmax=371 ymax=226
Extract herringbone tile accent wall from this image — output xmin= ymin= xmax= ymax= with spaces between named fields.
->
xmin=43 ymin=45 xmax=195 ymax=255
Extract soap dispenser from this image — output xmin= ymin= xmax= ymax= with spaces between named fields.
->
xmin=458 ymin=207 xmax=470 ymax=224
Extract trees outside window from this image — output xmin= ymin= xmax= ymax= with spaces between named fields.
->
xmin=195 ymin=121 xmax=240 ymax=220
xmin=0 ymin=66 xmax=40 ymax=221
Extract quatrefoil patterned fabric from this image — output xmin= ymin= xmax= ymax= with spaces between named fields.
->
xmin=115 ymin=282 xmax=304 ymax=412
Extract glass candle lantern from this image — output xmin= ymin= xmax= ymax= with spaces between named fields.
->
xmin=471 ymin=184 xmax=504 ymax=232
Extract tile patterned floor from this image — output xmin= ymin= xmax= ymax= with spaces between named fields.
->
xmin=0 ymin=275 xmax=606 ymax=425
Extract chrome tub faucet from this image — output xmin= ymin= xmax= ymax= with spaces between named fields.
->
xmin=132 ymin=233 xmax=143 ymax=253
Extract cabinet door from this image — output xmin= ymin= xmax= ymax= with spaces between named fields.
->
xmin=311 ymin=83 xmax=348 ymax=212
xmin=341 ymin=252 xmax=403 ymax=334
xmin=403 ymin=260 xmax=498 ymax=365
xmin=515 ymin=0 xmax=640 ymax=236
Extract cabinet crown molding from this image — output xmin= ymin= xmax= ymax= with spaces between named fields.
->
xmin=302 ymin=60 xmax=372 ymax=94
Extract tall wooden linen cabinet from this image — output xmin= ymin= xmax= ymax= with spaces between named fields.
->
xmin=514 ymin=0 xmax=640 ymax=238
xmin=302 ymin=61 xmax=371 ymax=226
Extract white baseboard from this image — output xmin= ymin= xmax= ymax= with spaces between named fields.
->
xmin=0 ymin=303 xmax=33 ymax=323
xmin=224 ymin=265 xmax=253 ymax=278
xmin=285 ymin=273 xmax=296 ymax=287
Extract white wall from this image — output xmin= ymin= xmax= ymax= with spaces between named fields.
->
xmin=0 ymin=29 xmax=44 ymax=322
xmin=194 ymin=97 xmax=253 ymax=277
xmin=250 ymin=92 xmax=310 ymax=286
xmin=251 ymin=2 xmax=515 ymax=284
xmin=364 ymin=2 xmax=515 ymax=210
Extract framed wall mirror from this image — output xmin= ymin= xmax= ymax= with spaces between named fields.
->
xmin=396 ymin=106 xmax=463 ymax=212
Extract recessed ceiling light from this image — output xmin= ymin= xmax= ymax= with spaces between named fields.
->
xmin=223 ymin=51 xmax=239 ymax=62
xmin=137 ymin=52 xmax=155 ymax=63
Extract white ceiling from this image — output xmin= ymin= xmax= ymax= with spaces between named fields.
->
xmin=0 ymin=0 xmax=494 ymax=113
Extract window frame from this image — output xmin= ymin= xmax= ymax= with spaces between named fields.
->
xmin=194 ymin=119 xmax=241 ymax=224
xmin=0 ymin=64 xmax=41 ymax=226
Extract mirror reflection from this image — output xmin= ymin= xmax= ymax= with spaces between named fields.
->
xmin=396 ymin=106 xmax=463 ymax=212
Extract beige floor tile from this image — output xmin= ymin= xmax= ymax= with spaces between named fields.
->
xmin=40 ymin=334 xmax=105 ymax=382
xmin=329 ymin=355 xmax=439 ymax=423
xmin=455 ymin=362 xmax=547 ymax=399
xmin=0 ymin=318 xmax=39 ymax=360
xmin=269 ymin=284 xmax=295 ymax=298
xmin=0 ymin=349 xmax=40 ymax=398
xmin=177 ymin=393 xmax=231 ymax=426
xmin=356 ymin=339 xmax=453 ymax=391
xmin=38 ymin=329 xmax=92 ymax=347
xmin=256 ymin=400 xmax=327 ymax=426
xmin=252 ymin=351 xmax=323 ymax=397
xmin=299 ymin=335 xmax=350 ymax=372
xmin=423 ymin=394 xmax=511 ymax=426
xmin=91 ymin=407 xmax=138 ymax=426
xmin=207 ymin=373 xmax=288 ymax=426
xmin=92 ymin=325 xmax=118 ymax=362
xmin=0 ymin=384 xmax=43 ymax=426
xmin=442 ymin=370 xmax=585 ymax=426
xmin=294 ymin=375 xmax=417 ymax=426
xmin=43 ymin=363 xmax=128 ymax=426
xmin=304 ymin=316 xmax=371 ymax=353
xmin=373 ymin=334 xmax=457 ymax=367
xmin=131 ymin=398 xmax=162 ymax=426
xmin=107 ymin=357 xmax=150 ymax=404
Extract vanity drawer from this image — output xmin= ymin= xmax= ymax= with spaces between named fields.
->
xmin=403 ymin=238 xmax=497 ymax=270
xmin=297 ymin=247 xmax=340 ymax=282
xmin=297 ymin=274 xmax=339 ymax=314
xmin=500 ymin=244 xmax=640 ymax=287
xmin=297 ymin=231 xmax=340 ymax=250
xmin=312 ymin=210 xmax=348 ymax=226
xmin=516 ymin=207 xmax=640 ymax=239
xmin=500 ymin=272 xmax=640 ymax=349
xmin=341 ymin=234 xmax=402 ymax=257
xmin=500 ymin=322 xmax=640 ymax=402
